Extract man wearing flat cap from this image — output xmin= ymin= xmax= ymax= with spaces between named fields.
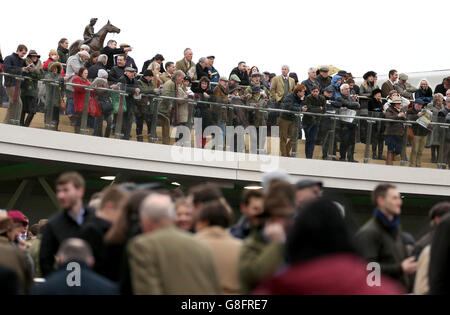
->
xmin=207 ymin=56 xmax=220 ymax=87
xmin=394 ymin=73 xmax=417 ymax=99
xmin=317 ymin=66 xmax=332 ymax=93
xmin=295 ymin=179 xmax=323 ymax=207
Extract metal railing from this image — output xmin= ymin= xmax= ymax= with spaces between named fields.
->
xmin=1 ymin=72 xmax=449 ymax=169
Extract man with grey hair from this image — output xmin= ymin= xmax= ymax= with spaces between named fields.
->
xmin=79 ymin=44 xmax=91 ymax=53
xmin=175 ymin=48 xmax=196 ymax=75
xmin=195 ymin=57 xmax=210 ymax=81
xmin=31 ymin=238 xmax=119 ymax=295
xmin=127 ymin=193 xmax=221 ymax=294
xmin=87 ymin=54 xmax=108 ymax=80
xmin=301 ymin=67 xmax=320 ymax=96
xmin=271 ymin=65 xmax=295 ymax=104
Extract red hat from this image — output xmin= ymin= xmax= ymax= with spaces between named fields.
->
xmin=7 ymin=210 xmax=29 ymax=225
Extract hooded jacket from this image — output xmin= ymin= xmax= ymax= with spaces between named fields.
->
xmin=330 ymin=75 xmax=342 ymax=100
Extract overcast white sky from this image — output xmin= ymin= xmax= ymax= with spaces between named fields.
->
xmin=1 ymin=0 xmax=448 ymax=79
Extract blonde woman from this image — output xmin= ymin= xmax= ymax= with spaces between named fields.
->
xmin=147 ymin=61 xmax=163 ymax=88
xmin=415 ymin=79 xmax=433 ymax=104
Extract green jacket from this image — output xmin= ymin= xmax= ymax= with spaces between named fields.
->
xmin=160 ymin=79 xmax=176 ymax=117
xmin=44 ymin=72 xmax=63 ymax=109
xmin=355 ymin=214 xmax=410 ymax=290
xmin=246 ymin=93 xmax=268 ymax=127
xmin=135 ymin=78 xmax=156 ymax=117
xmin=21 ymin=59 xmax=44 ymax=98
xmin=238 ymin=228 xmax=285 ymax=294
xmin=29 ymin=237 xmax=42 ymax=277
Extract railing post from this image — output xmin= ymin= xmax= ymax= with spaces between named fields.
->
xmin=6 ymin=76 xmax=25 ymax=125
xmin=327 ymin=117 xmax=337 ymax=160
xmin=400 ymin=123 xmax=412 ymax=166
xmin=364 ymin=120 xmax=375 ymax=163
xmin=79 ymin=87 xmax=92 ymax=135
xmin=44 ymin=81 xmax=59 ymax=130
xmin=149 ymin=97 xmax=160 ymax=143
xmin=114 ymin=93 xmax=126 ymax=139
xmin=437 ymin=125 xmax=449 ymax=169
xmin=291 ymin=113 xmax=301 ymax=157
xmin=187 ymin=101 xmax=195 ymax=131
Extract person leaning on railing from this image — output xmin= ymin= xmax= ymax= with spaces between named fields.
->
xmin=43 ymin=62 xmax=64 ymax=130
xmin=368 ymin=88 xmax=386 ymax=160
xmin=384 ymin=96 xmax=407 ymax=165
xmin=117 ymin=67 xmax=140 ymax=141
xmin=20 ymin=50 xmax=44 ymax=127
xmin=279 ymin=84 xmax=306 ymax=157
xmin=321 ymin=86 xmax=341 ymax=160
xmin=2 ymin=44 xmax=28 ymax=124
xmin=91 ymin=69 xmax=113 ymax=138
xmin=134 ymin=70 xmax=157 ymax=142
xmin=159 ymin=70 xmax=185 ymax=145
xmin=303 ymin=86 xmax=326 ymax=159
xmin=336 ymin=84 xmax=360 ymax=163
xmin=212 ymin=76 xmax=230 ymax=140
xmin=246 ymin=85 xmax=269 ymax=152
xmin=191 ymin=76 xmax=213 ymax=148
xmin=72 ymin=67 xmax=93 ymax=133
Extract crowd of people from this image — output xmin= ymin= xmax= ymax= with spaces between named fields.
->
xmin=1 ymin=42 xmax=450 ymax=167
xmin=0 ymin=170 xmax=449 ymax=295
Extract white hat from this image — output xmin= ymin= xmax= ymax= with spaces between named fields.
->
xmin=97 ymin=69 xmax=108 ymax=79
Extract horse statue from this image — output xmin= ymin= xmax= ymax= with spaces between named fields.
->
xmin=69 ymin=20 xmax=121 ymax=56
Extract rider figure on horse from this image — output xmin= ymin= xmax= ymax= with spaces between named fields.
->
xmin=83 ymin=18 xmax=98 ymax=45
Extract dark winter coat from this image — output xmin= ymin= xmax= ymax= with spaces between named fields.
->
xmin=21 ymin=58 xmax=44 ymax=98
xmin=429 ymin=214 xmax=450 ymax=295
xmin=301 ymin=78 xmax=320 ymax=96
xmin=229 ymin=67 xmax=250 ymax=86
xmin=108 ymin=66 xmax=125 ymax=84
xmin=39 ymin=207 xmax=96 ymax=277
xmin=80 ymin=217 xmax=112 ymax=276
xmin=100 ymin=46 xmax=125 ymax=70
xmin=316 ymin=75 xmax=332 ymax=92
xmin=192 ymin=84 xmax=212 ymax=129
xmin=355 ymin=211 xmax=410 ymax=290
xmin=2 ymin=53 xmax=26 ymax=87
xmin=31 ymin=261 xmax=119 ymax=295
xmin=414 ymin=87 xmax=433 ymax=104
xmin=407 ymin=106 xmax=430 ymax=137
xmin=280 ymin=92 xmax=304 ymax=121
xmin=87 ymin=61 xmax=106 ymax=80
xmin=384 ymin=104 xmax=406 ymax=136
xmin=303 ymin=94 xmax=326 ymax=126
xmin=196 ymin=63 xmax=210 ymax=81
xmin=57 ymin=46 xmax=69 ymax=69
